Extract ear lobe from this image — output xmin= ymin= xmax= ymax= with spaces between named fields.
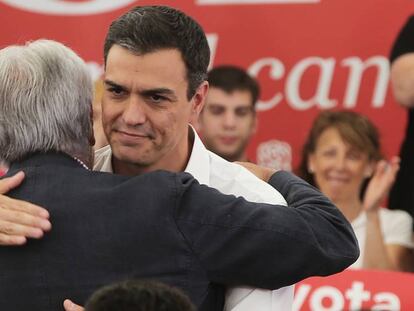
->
xmin=191 ymin=81 xmax=209 ymax=117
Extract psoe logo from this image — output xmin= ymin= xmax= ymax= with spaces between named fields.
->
xmin=0 ymin=0 xmax=137 ymax=15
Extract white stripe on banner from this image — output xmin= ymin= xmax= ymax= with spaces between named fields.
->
xmin=197 ymin=0 xmax=320 ymax=5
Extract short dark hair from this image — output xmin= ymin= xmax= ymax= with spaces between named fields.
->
xmin=104 ymin=5 xmax=210 ymax=100
xmin=85 ymin=279 xmax=196 ymax=311
xmin=207 ymin=65 xmax=260 ymax=107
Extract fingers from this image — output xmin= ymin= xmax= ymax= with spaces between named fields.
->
xmin=374 ymin=157 xmax=400 ymax=179
xmin=235 ymin=161 xmax=276 ymax=182
xmin=0 ymin=178 xmax=51 ymax=245
xmin=0 ymin=193 xmax=49 ymax=218
xmin=373 ymin=160 xmax=388 ymax=179
xmin=389 ymin=156 xmax=401 ymax=174
xmin=0 ymin=233 xmax=26 ymax=246
xmin=63 ymin=299 xmax=85 ymax=311
xmin=0 ymin=171 xmax=25 ymax=194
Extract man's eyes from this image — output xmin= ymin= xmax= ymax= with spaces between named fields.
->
xmin=107 ymin=87 xmax=125 ymax=96
xmin=148 ymin=94 xmax=168 ymax=103
xmin=208 ymin=107 xmax=225 ymax=115
xmin=235 ymin=108 xmax=252 ymax=116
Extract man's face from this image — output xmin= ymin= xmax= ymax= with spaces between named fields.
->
xmin=102 ymin=45 xmax=206 ymax=174
xmin=199 ymin=87 xmax=256 ymax=161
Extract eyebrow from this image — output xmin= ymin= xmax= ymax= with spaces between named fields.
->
xmin=141 ymin=88 xmax=178 ymax=101
xmin=104 ymin=79 xmax=126 ymax=91
xmin=104 ymin=80 xmax=177 ymax=101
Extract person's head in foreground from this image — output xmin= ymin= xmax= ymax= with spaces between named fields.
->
xmin=198 ymin=65 xmax=258 ymax=162
xmin=85 ymin=280 xmax=195 ymax=311
xmin=0 ymin=39 xmax=94 ymax=167
xmin=102 ymin=5 xmax=210 ymax=174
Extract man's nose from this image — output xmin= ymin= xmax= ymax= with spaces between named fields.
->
xmin=223 ymin=111 xmax=236 ymax=128
xmin=121 ymin=96 xmax=147 ymax=125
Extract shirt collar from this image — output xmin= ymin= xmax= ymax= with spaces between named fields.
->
xmin=184 ymin=125 xmax=211 ymax=186
xmin=94 ymin=125 xmax=211 ymax=186
xmin=93 ymin=145 xmax=113 ymax=173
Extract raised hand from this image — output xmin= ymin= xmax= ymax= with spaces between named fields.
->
xmin=363 ymin=157 xmax=400 ymax=212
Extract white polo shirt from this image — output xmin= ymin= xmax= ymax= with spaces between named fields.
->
xmin=94 ymin=128 xmax=294 ymax=311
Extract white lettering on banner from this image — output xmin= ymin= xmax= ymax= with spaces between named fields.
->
xmin=286 ymin=57 xmax=337 ymax=110
xmin=293 ymin=281 xmax=401 ymax=311
xmin=345 ymin=281 xmax=370 ymax=310
xmin=206 ymin=34 xmax=219 ymax=70
xmin=342 ymin=56 xmax=389 ymax=108
xmin=372 ymin=293 xmax=400 ymax=311
xmin=249 ymin=58 xmax=285 ymax=111
xmin=248 ymin=56 xmax=389 ymax=111
xmin=0 ymin=0 xmax=136 ymax=15
xmin=197 ymin=0 xmax=320 ymax=5
xmin=310 ymin=286 xmax=344 ymax=311
xmin=293 ymin=284 xmax=312 ymax=311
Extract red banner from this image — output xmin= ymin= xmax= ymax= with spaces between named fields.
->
xmin=1 ymin=0 xmax=414 ymax=168
xmin=294 ymin=269 xmax=414 ymax=311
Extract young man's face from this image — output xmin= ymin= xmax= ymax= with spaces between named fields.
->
xmin=198 ymin=87 xmax=256 ymax=162
xmin=102 ymin=45 xmax=207 ymax=174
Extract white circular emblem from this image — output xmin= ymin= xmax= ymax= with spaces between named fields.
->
xmin=0 ymin=0 xmax=137 ymax=15
xmin=257 ymin=140 xmax=292 ymax=171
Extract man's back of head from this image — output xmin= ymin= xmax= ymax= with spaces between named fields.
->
xmin=0 ymin=39 xmax=94 ymax=167
xmin=85 ymin=279 xmax=195 ymax=311
xmin=198 ymin=65 xmax=259 ymax=162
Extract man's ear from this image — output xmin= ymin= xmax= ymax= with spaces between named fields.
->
xmin=191 ymin=81 xmax=209 ymax=118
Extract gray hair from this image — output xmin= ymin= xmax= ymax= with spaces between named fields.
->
xmin=0 ymin=39 xmax=93 ymax=165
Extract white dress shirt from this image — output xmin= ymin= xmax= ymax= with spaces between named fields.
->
xmin=94 ymin=128 xmax=294 ymax=311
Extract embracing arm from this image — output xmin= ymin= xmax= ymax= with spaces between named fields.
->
xmin=0 ymin=172 xmax=51 ymax=245
xmin=174 ymin=170 xmax=359 ymax=290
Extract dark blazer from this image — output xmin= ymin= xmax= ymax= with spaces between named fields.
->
xmin=0 ymin=152 xmax=358 ymax=311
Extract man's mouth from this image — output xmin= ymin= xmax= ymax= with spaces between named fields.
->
xmin=219 ymin=136 xmax=238 ymax=145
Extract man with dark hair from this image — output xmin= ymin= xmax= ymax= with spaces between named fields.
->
xmin=95 ymin=8 xmax=292 ymax=309
xmin=85 ymin=280 xmax=195 ymax=311
xmin=0 ymin=6 xmax=359 ymax=311
xmin=198 ymin=65 xmax=259 ymax=162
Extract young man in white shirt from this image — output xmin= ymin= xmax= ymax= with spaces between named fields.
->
xmin=197 ymin=65 xmax=259 ymax=163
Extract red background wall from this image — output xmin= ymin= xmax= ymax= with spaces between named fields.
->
xmin=1 ymin=0 xmax=413 ymax=168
